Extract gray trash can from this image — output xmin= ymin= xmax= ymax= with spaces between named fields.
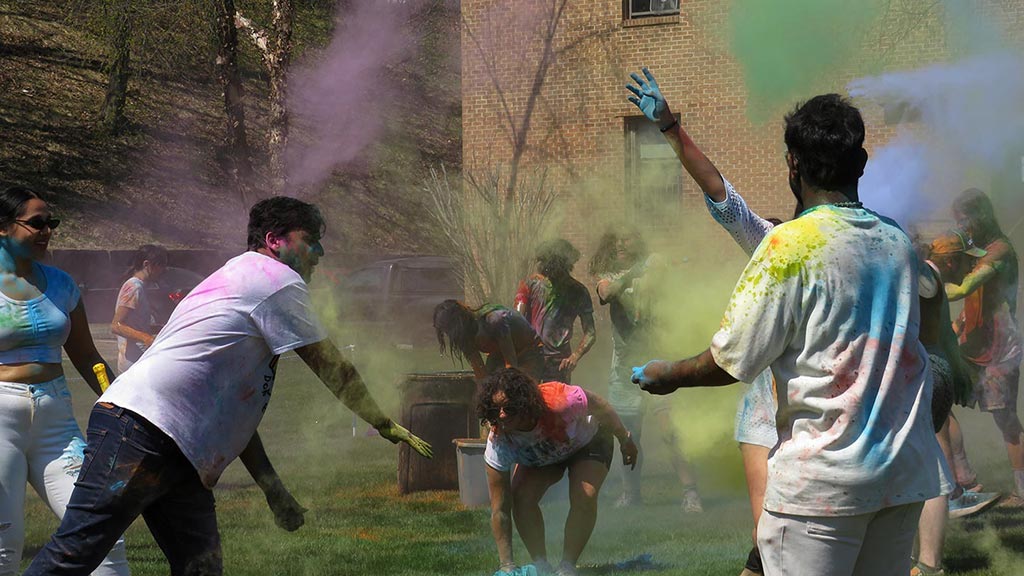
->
xmin=453 ymin=438 xmax=489 ymax=507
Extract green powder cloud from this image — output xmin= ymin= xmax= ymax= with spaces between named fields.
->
xmin=729 ymin=0 xmax=883 ymax=121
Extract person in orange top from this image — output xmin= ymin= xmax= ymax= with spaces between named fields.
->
xmin=481 ymin=368 xmax=637 ymax=576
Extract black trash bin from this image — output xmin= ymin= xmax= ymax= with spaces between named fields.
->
xmin=397 ymin=371 xmax=479 ymax=494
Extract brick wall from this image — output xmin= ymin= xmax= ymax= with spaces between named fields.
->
xmin=461 ymin=0 xmax=1024 ymax=264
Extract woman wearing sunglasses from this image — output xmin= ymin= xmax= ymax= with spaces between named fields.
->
xmin=0 ymin=186 xmax=129 ymax=575
xmin=480 ymin=368 xmax=638 ymax=576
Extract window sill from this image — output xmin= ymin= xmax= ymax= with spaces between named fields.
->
xmin=622 ymin=14 xmax=681 ymax=28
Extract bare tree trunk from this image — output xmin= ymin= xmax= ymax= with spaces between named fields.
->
xmin=100 ymin=1 xmax=131 ymax=134
xmin=217 ymin=0 xmax=256 ymax=208
xmin=235 ymin=1 xmax=294 ymax=194
xmin=266 ymin=0 xmax=294 ymax=193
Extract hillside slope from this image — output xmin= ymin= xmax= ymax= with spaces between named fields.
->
xmin=0 ymin=1 xmax=460 ymax=255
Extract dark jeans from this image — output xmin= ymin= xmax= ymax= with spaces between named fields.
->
xmin=24 ymin=403 xmax=222 ymax=576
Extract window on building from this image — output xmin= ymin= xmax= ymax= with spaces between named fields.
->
xmin=624 ymin=0 xmax=680 ymax=19
xmin=624 ymin=116 xmax=683 ymax=229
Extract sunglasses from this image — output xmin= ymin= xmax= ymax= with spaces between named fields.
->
xmin=15 ymin=216 xmax=61 ymax=231
xmin=485 ymin=403 xmax=521 ymax=423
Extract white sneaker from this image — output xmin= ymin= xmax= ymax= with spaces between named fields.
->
xmin=554 ymin=560 xmax=578 ymax=576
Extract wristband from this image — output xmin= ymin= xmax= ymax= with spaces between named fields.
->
xmin=659 ymin=119 xmax=678 ymax=133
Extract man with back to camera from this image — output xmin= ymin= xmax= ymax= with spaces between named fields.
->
xmin=627 ymin=68 xmax=950 ymax=576
xmin=25 ymin=196 xmax=432 ymax=576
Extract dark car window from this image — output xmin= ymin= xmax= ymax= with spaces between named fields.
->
xmin=347 ymin=267 xmax=387 ymax=293
xmin=394 ymin=267 xmax=461 ymax=294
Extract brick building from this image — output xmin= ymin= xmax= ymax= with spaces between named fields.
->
xmin=460 ymin=1 xmax=1024 ymax=262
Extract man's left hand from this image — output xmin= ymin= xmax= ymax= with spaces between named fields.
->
xmin=264 ymin=483 xmax=307 ymax=532
xmin=377 ymin=420 xmax=434 ymax=459
xmin=631 ymin=360 xmax=678 ymax=395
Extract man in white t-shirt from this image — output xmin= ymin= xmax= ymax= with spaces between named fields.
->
xmin=25 ymin=196 xmax=432 ymax=576
xmin=627 ymin=69 xmax=949 ymax=576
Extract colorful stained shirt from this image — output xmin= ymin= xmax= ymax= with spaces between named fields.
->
xmin=514 ymin=274 xmax=593 ymax=361
xmin=475 ymin=305 xmax=544 ymax=361
xmin=704 ymin=176 xmax=779 ymax=449
xmin=101 ymin=252 xmax=328 ymax=488
xmin=956 ymin=236 xmax=1021 ymax=366
xmin=115 ymin=276 xmax=153 ymax=372
xmin=484 ymin=381 xmax=598 ymax=471
xmin=711 ymin=204 xmax=950 ymax=516
xmin=704 ymin=176 xmax=775 ymax=257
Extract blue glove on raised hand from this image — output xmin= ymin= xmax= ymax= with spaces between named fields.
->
xmin=631 ymin=360 xmax=677 ymax=395
xmin=626 ymin=67 xmax=667 ymax=123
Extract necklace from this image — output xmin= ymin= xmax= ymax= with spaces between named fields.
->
xmin=831 ymin=201 xmax=863 ymax=209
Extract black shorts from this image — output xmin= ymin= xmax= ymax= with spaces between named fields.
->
xmin=564 ymin=425 xmax=615 ymax=469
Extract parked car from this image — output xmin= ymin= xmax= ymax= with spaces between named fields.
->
xmin=335 ymin=256 xmax=463 ymax=347
xmin=148 ymin=266 xmax=206 ymax=327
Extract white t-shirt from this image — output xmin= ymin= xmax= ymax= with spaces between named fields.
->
xmin=484 ymin=382 xmax=598 ymax=472
xmin=102 ymin=252 xmax=327 ymax=488
xmin=711 ymin=204 xmax=950 ymax=516
xmin=115 ymin=276 xmax=151 ymax=372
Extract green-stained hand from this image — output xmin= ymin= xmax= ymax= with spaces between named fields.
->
xmin=377 ymin=420 xmax=434 ymax=459
xmin=264 ymin=483 xmax=307 ymax=532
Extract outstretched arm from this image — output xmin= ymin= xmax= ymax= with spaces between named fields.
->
xmin=945 ymin=264 xmax=997 ymax=301
xmin=631 ymin=348 xmax=737 ymax=395
xmin=295 ymin=339 xmax=433 ymax=458
xmin=627 ymin=67 xmax=726 ymax=201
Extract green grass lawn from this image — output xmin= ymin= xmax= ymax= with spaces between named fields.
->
xmin=20 ymin=346 xmax=1024 ymax=575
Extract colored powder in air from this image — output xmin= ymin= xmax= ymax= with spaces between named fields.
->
xmin=728 ymin=0 xmax=883 ymax=121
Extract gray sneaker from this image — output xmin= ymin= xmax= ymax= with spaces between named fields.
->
xmin=948 ymin=489 xmax=1001 ymax=519
xmin=682 ymin=488 xmax=704 ymax=513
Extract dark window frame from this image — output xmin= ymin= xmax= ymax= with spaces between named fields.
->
xmin=623 ymin=0 xmax=680 ymax=19
xmin=624 ymin=114 xmax=684 ymax=229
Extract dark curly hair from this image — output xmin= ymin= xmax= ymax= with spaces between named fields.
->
xmin=476 ymin=367 xmax=545 ymax=428
xmin=433 ymin=299 xmax=478 ymax=363
xmin=784 ymin=94 xmax=867 ymax=192
xmin=535 ymin=238 xmax=580 ymax=278
xmin=246 ymin=196 xmax=325 ymax=251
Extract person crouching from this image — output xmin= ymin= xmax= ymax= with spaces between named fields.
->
xmin=481 ymin=368 xmax=637 ymax=576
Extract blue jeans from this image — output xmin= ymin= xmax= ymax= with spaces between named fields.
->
xmin=24 ymin=403 xmax=222 ymax=576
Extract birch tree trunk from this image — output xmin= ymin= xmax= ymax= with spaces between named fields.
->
xmin=217 ymin=0 xmax=256 ymax=208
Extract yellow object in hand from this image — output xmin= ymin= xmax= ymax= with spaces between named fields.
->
xmin=92 ymin=363 xmax=111 ymax=392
